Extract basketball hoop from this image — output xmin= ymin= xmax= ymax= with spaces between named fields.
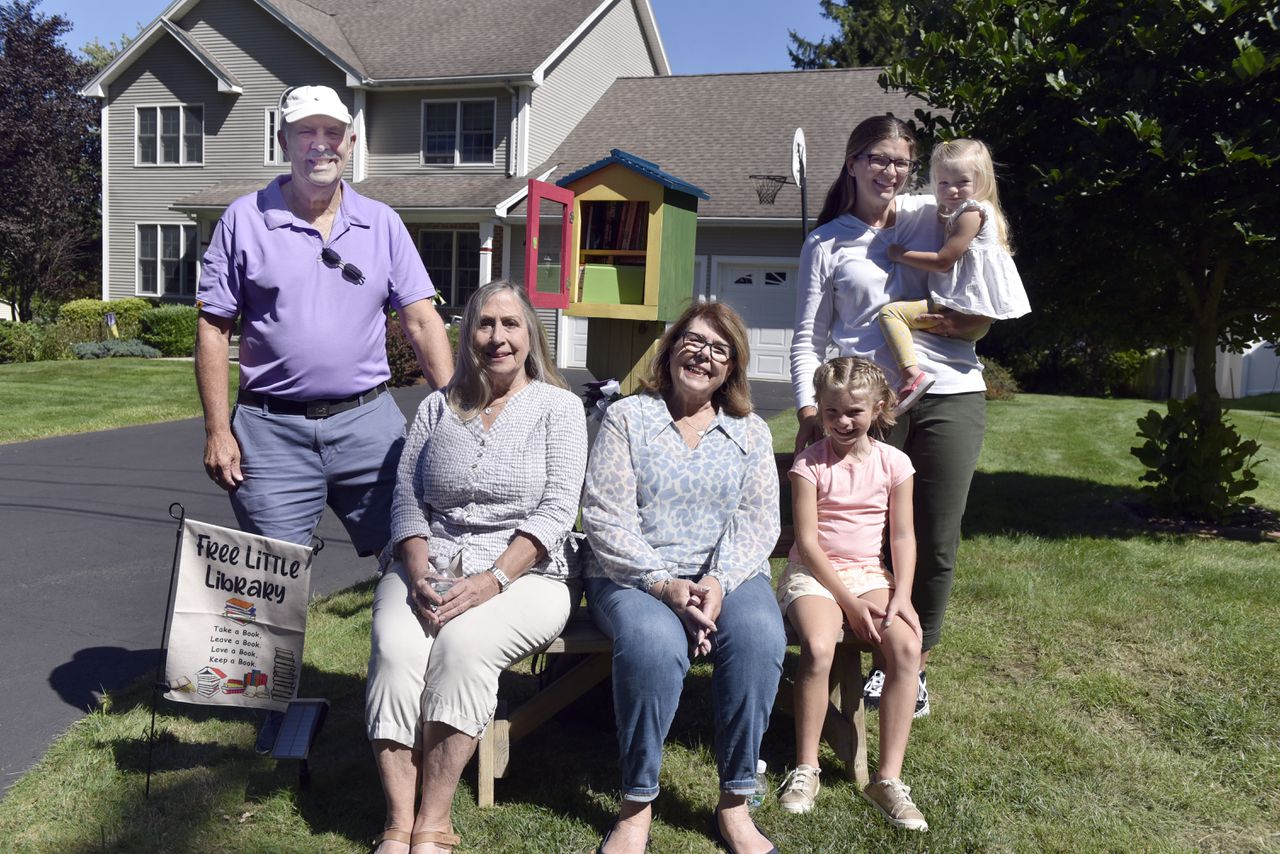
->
xmin=749 ymin=174 xmax=790 ymax=205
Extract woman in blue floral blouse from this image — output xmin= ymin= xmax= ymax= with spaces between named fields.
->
xmin=583 ymin=302 xmax=784 ymax=854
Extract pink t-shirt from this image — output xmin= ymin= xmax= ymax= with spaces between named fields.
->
xmin=788 ymin=437 xmax=915 ymax=567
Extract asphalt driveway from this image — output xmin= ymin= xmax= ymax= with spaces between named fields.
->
xmin=0 ymin=370 xmax=792 ymax=795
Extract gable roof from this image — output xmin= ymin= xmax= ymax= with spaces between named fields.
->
xmin=80 ymin=16 xmax=242 ymax=98
xmin=533 ymin=68 xmax=922 ymax=220
xmin=82 ymin=0 xmax=667 ymax=97
xmin=558 ymin=149 xmax=709 ymax=199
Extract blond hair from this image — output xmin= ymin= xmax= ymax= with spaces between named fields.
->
xmin=931 ymin=138 xmax=1013 ymax=253
xmin=447 ymin=279 xmax=567 ymax=420
xmin=812 ymin=357 xmax=896 ymax=433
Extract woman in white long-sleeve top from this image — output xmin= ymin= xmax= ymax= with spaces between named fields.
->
xmin=583 ymin=301 xmax=784 ymax=854
xmin=366 ymin=280 xmax=587 ymax=854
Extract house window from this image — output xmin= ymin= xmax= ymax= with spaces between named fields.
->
xmin=418 ymin=230 xmax=481 ymax=308
xmin=264 ymin=108 xmax=286 ymax=165
xmin=421 ymin=100 xmax=495 ymax=165
xmin=136 ymin=105 xmax=204 ymax=165
xmin=137 ymin=224 xmax=198 ymax=297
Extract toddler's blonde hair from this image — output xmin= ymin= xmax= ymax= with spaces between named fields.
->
xmin=931 ymin=138 xmax=1013 ymax=253
xmin=812 ymin=357 xmax=896 ymax=434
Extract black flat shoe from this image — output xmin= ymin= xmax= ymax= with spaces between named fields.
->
xmin=709 ymin=810 xmax=779 ymax=854
xmin=595 ymin=824 xmax=650 ymax=854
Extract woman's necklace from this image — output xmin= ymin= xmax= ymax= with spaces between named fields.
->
xmin=483 ymin=379 xmax=528 ymax=415
xmin=679 ymin=409 xmax=715 ymax=437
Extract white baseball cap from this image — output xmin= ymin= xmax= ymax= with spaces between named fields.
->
xmin=279 ymin=85 xmax=352 ymax=124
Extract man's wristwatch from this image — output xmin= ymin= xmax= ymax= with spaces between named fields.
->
xmin=486 ymin=565 xmax=511 ymax=593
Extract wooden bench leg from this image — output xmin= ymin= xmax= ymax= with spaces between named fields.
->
xmin=839 ymin=649 xmax=870 ymax=788
xmin=477 ymin=701 xmax=511 ymax=808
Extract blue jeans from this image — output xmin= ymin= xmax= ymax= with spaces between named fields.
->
xmin=585 ymin=572 xmax=785 ymax=802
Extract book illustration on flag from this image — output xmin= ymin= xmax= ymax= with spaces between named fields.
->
xmin=195 ymin=666 xmax=227 ymax=698
xmin=221 ymin=667 xmax=271 ymax=695
xmin=166 ymin=675 xmax=195 ymax=693
xmin=271 ymin=648 xmax=298 ymax=701
xmin=223 ymin=597 xmax=257 ymax=624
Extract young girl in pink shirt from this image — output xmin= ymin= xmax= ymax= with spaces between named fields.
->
xmin=775 ymin=356 xmax=928 ymax=831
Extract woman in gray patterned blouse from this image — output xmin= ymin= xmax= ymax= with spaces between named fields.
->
xmin=365 ymin=280 xmax=587 ymax=854
xmin=583 ymin=302 xmax=784 ymax=854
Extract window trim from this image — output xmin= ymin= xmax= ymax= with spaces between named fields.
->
xmin=134 ymin=103 xmax=205 ymax=167
xmin=135 ymin=222 xmax=200 ymax=298
xmin=263 ymin=107 xmax=287 ymax=166
xmin=419 ymin=98 xmax=497 ymax=167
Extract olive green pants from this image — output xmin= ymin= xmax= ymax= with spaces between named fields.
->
xmin=883 ymin=391 xmax=986 ymax=651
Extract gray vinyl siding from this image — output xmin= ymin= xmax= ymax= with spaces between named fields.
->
xmin=364 ymin=89 xmax=511 ymax=177
xmin=104 ymin=0 xmax=350 ymax=299
xmin=695 ymin=226 xmax=805 ymax=259
xmin=527 ymin=0 xmax=657 ymax=170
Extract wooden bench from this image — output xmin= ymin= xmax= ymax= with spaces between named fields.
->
xmin=475 ymin=452 xmax=874 ymax=807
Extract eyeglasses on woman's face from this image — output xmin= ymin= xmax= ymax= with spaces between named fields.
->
xmin=854 ymin=153 xmax=919 ymax=175
xmin=679 ymin=330 xmax=733 ymax=364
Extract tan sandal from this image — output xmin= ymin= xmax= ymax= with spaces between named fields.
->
xmin=411 ymin=830 xmax=461 ymax=852
xmin=371 ymin=829 xmax=412 ymax=852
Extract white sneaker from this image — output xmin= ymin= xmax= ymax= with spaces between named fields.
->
xmin=862 ymin=668 xmax=885 ymax=711
xmin=914 ymin=670 xmax=930 ymax=718
xmin=862 ymin=777 xmax=928 ymax=831
xmin=777 ymin=764 xmax=821 ymax=814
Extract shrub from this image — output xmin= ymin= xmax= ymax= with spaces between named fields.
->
xmin=71 ymin=339 xmax=162 ymax=360
xmin=0 ymin=321 xmax=43 ymax=363
xmin=0 ymin=320 xmax=77 ymax=362
xmin=384 ymin=311 xmax=460 ymax=387
xmin=140 ymin=304 xmax=199 ymax=356
xmin=1131 ymin=395 xmax=1263 ymax=522
xmin=982 ymin=357 xmax=1020 ymax=401
xmin=57 ymin=297 xmax=151 ymax=342
xmin=385 ymin=315 xmax=422 ymax=387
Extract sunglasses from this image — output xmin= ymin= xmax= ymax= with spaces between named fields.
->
xmin=320 ymin=246 xmax=365 ymax=285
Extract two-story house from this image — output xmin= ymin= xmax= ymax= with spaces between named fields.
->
xmin=81 ymin=0 xmax=921 ymax=381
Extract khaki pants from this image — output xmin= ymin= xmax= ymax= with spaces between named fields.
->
xmin=365 ymin=561 xmax=573 ymax=746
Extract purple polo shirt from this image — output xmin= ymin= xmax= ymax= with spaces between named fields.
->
xmin=198 ymin=176 xmax=435 ymax=400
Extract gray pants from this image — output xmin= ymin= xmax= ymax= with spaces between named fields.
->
xmin=885 ymin=392 xmax=986 ymax=651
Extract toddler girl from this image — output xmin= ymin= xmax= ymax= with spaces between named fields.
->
xmin=882 ymin=138 xmax=1031 ymax=413
xmin=775 ymin=357 xmax=927 ymax=831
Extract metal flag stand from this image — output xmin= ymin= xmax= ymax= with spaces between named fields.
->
xmin=144 ymin=505 xmax=325 ymax=797
xmin=145 ymin=502 xmax=186 ymax=798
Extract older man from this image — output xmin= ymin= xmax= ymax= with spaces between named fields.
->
xmin=195 ymin=84 xmax=453 ymax=561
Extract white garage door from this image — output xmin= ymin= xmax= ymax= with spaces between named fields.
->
xmin=713 ymin=259 xmax=798 ymax=381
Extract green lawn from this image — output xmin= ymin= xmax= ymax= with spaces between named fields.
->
xmin=1 ymin=392 xmax=1277 ymax=852
xmin=0 ymin=359 xmax=237 ymax=444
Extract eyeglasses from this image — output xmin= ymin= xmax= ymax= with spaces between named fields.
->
xmin=320 ymin=247 xmax=365 ymax=285
xmin=679 ymin=331 xmax=733 ymax=364
xmin=855 ymin=154 xmax=919 ymax=175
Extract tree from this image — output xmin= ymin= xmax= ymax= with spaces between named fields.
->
xmin=878 ymin=0 xmax=1278 ymax=515
xmin=0 ymin=1 xmax=101 ymax=321
xmin=789 ymin=0 xmax=917 ymax=68
xmin=81 ymin=31 xmax=134 ymax=74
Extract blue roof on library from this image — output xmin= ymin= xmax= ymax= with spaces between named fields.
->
xmin=557 ymin=149 xmax=710 ymax=199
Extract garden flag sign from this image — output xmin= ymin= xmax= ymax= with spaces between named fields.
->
xmin=163 ymin=519 xmax=313 ymax=712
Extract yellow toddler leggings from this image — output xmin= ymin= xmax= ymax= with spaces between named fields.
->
xmin=878 ymin=299 xmax=990 ymax=370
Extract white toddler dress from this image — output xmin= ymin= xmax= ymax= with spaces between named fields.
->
xmin=930 ymin=199 xmax=1031 ymax=320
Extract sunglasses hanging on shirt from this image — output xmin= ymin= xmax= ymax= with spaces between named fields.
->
xmin=320 ymin=246 xmax=365 ymax=285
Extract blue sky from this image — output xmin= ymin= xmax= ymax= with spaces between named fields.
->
xmin=44 ymin=0 xmax=837 ymax=75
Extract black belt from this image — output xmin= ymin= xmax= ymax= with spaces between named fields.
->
xmin=237 ymin=383 xmax=388 ymax=419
